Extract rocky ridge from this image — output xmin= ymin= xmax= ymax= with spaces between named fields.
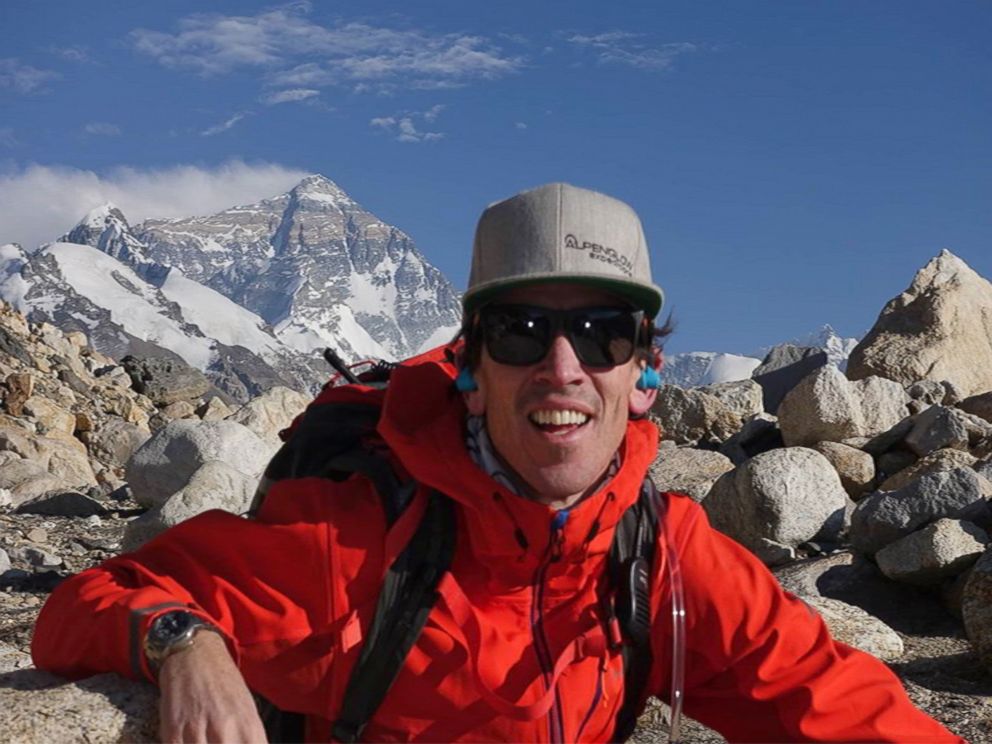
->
xmin=3 ymin=250 xmax=992 ymax=741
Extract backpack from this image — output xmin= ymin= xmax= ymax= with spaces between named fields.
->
xmin=250 ymin=360 xmax=669 ymax=743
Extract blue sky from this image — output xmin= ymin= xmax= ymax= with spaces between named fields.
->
xmin=1 ymin=1 xmax=989 ymax=357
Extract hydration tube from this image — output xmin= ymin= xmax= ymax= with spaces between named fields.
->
xmin=661 ymin=500 xmax=700 ymax=744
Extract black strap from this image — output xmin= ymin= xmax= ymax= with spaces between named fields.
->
xmin=331 ymin=490 xmax=456 ymax=743
xmin=610 ymin=479 xmax=661 ymax=743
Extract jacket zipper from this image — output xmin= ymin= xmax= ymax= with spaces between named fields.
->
xmin=532 ymin=509 xmax=569 ymax=743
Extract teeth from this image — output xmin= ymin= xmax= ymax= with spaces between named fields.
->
xmin=530 ymin=409 xmax=590 ymax=426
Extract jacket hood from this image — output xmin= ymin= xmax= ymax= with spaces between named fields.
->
xmin=377 ymin=346 xmax=660 ymax=588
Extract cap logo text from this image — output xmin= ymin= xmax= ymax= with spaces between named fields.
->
xmin=563 ymin=233 xmax=633 ymax=277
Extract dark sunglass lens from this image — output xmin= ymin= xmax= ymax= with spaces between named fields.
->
xmin=570 ymin=310 xmax=637 ymax=367
xmin=483 ymin=308 xmax=550 ymax=365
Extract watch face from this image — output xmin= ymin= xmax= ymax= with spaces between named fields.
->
xmin=151 ymin=610 xmax=195 ymax=646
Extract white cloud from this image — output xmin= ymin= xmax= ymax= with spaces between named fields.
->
xmin=0 ymin=160 xmax=309 ymax=251
xmin=51 ymin=45 xmax=91 ymax=64
xmin=370 ymin=107 xmax=445 ymax=143
xmin=515 ymin=122 xmax=528 ymax=130
xmin=260 ymin=87 xmax=319 ymax=105
xmin=131 ymin=6 xmax=523 ymax=89
xmin=0 ymin=58 xmax=61 ymax=93
xmin=567 ymin=32 xmax=697 ymax=71
xmin=201 ymin=112 xmax=247 ymax=136
xmin=83 ymin=122 xmax=122 ymax=136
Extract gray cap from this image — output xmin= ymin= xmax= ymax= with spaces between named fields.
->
xmin=464 ymin=182 xmax=664 ymax=318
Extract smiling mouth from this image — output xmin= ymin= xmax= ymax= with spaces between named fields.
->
xmin=528 ymin=409 xmax=591 ymax=433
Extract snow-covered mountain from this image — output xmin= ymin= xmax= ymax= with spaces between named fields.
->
xmin=133 ymin=174 xmax=461 ymax=362
xmin=0 ymin=175 xmax=463 ymax=401
xmin=661 ymin=351 xmax=762 ymax=388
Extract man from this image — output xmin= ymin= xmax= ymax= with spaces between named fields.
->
xmin=33 ymin=183 xmax=961 ymax=742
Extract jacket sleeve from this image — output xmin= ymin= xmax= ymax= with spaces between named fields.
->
xmin=31 ymin=496 xmax=335 ymax=685
xmin=651 ymin=495 xmax=964 ymax=743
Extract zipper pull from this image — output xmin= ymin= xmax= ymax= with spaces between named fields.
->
xmin=549 ymin=509 xmax=569 ymax=561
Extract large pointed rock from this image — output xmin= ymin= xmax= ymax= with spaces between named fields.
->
xmin=847 ymin=251 xmax=992 ymax=397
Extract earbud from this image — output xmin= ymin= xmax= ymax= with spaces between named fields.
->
xmin=454 ymin=366 xmax=479 ymax=392
xmin=636 ymin=366 xmax=661 ymax=391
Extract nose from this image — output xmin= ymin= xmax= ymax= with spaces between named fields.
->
xmin=535 ymin=332 xmax=585 ymax=386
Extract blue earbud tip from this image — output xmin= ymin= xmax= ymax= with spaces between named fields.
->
xmin=637 ymin=367 xmax=661 ymax=390
xmin=454 ymin=367 xmax=478 ymax=392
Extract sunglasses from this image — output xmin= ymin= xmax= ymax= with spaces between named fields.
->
xmin=477 ymin=304 xmax=646 ymax=368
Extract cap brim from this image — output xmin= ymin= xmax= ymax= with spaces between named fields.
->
xmin=463 ymin=273 xmax=664 ymax=319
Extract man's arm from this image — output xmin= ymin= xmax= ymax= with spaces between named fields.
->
xmin=652 ymin=495 xmax=964 ymax=743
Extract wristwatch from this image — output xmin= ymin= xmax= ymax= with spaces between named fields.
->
xmin=143 ymin=610 xmax=220 ymax=674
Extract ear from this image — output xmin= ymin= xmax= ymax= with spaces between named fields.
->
xmin=628 ymin=359 xmax=659 ymax=416
xmin=463 ymin=385 xmax=486 ymax=416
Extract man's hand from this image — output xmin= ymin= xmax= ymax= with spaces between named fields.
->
xmin=157 ymin=630 xmax=268 ymax=743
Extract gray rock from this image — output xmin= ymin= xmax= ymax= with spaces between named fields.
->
xmin=15 ymin=490 xmax=106 ymax=518
xmin=226 ymin=386 xmax=310 ymax=443
xmin=84 ymin=418 xmax=151 ymax=469
xmin=907 ymin=380 xmax=947 ymax=405
xmin=123 ymin=461 xmax=258 ymax=550
xmin=0 ymin=643 xmax=32 ymax=673
xmin=959 ymin=391 xmax=992 ymax=425
xmin=125 ymin=419 xmax=274 ymax=509
xmin=718 ymin=413 xmax=782 ymax=465
xmin=0 ymin=668 xmax=157 ymax=742
xmin=0 ymin=548 xmax=9 ymax=574
xmin=847 ymin=250 xmax=992 ymax=398
xmin=812 ymin=441 xmax=876 ymax=500
xmin=649 ymin=446 xmax=734 ymax=502
xmin=751 ymin=344 xmax=828 ymax=414
xmin=875 ymin=518 xmax=989 ymax=586
xmin=196 ymin=396 xmax=233 ymax=421
xmin=649 ymin=385 xmax=742 ymax=446
xmin=879 ymin=448 xmax=977 ymax=492
xmin=904 ymin=405 xmax=971 ymax=457
xmin=802 ymin=596 xmax=904 ymax=661
xmin=778 ymin=366 xmax=908 ymax=447
xmin=121 ymin=354 xmax=211 ymax=406
xmin=39 ymin=433 xmax=99 ymax=489
xmin=703 ymin=448 xmax=848 ymax=563
xmin=962 ymin=546 xmax=992 ymax=673
xmin=696 ymin=379 xmax=763 ymax=421
xmin=850 ymin=467 xmax=985 ymax=555
xmin=10 ymin=544 xmax=61 ymax=569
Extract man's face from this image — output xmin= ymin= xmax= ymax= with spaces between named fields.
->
xmin=464 ymin=283 xmax=656 ymax=507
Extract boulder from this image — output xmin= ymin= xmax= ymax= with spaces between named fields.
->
xmin=904 ymin=406 xmax=971 ymax=457
xmin=197 ymin=396 xmax=233 ymax=421
xmin=0 ymin=667 xmax=157 ymax=742
xmin=802 ymin=596 xmax=904 ymax=661
xmin=39 ymin=432 xmax=98 ymax=489
xmin=83 ymin=418 xmax=151 ymax=469
xmin=21 ymin=396 xmax=75 ymax=435
xmin=850 ymin=467 xmax=986 ymax=555
xmin=777 ymin=366 xmax=909 ymax=447
xmin=751 ymin=344 xmax=828 ymax=414
xmin=703 ymin=447 xmax=848 ymax=565
xmin=650 ymin=385 xmax=742 ymax=446
xmin=121 ymin=355 xmax=211 ymax=406
xmin=962 ymin=546 xmax=992 ymax=672
xmin=696 ymin=379 xmax=763 ymax=421
xmin=16 ymin=490 xmax=107 ymax=518
xmin=226 ymin=386 xmax=312 ymax=443
xmin=123 ymin=461 xmax=258 ymax=550
xmin=907 ymin=380 xmax=947 ymax=406
xmin=811 ymin=441 xmax=876 ymax=500
xmin=960 ymin=391 xmax=992 ymax=425
xmin=159 ymin=400 xmax=197 ymax=421
xmin=878 ymin=448 xmax=977 ymax=492
xmin=847 ymin=250 xmax=992 ymax=397
xmin=125 ymin=420 xmax=273 ymax=509
xmin=3 ymin=373 xmax=34 ymax=417
xmin=875 ymin=518 xmax=989 ymax=586
xmin=718 ymin=413 xmax=782 ymax=465
xmin=648 ymin=445 xmax=734 ymax=502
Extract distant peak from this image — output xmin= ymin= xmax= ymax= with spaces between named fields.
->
xmin=79 ymin=202 xmax=128 ymax=229
xmin=294 ymin=174 xmax=345 ymax=194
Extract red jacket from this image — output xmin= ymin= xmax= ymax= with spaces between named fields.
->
xmin=33 ymin=348 xmax=962 ymax=742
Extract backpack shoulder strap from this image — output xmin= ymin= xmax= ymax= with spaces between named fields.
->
xmin=609 ymin=477 xmax=663 ymax=742
xmin=331 ymin=489 xmax=456 ymax=742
